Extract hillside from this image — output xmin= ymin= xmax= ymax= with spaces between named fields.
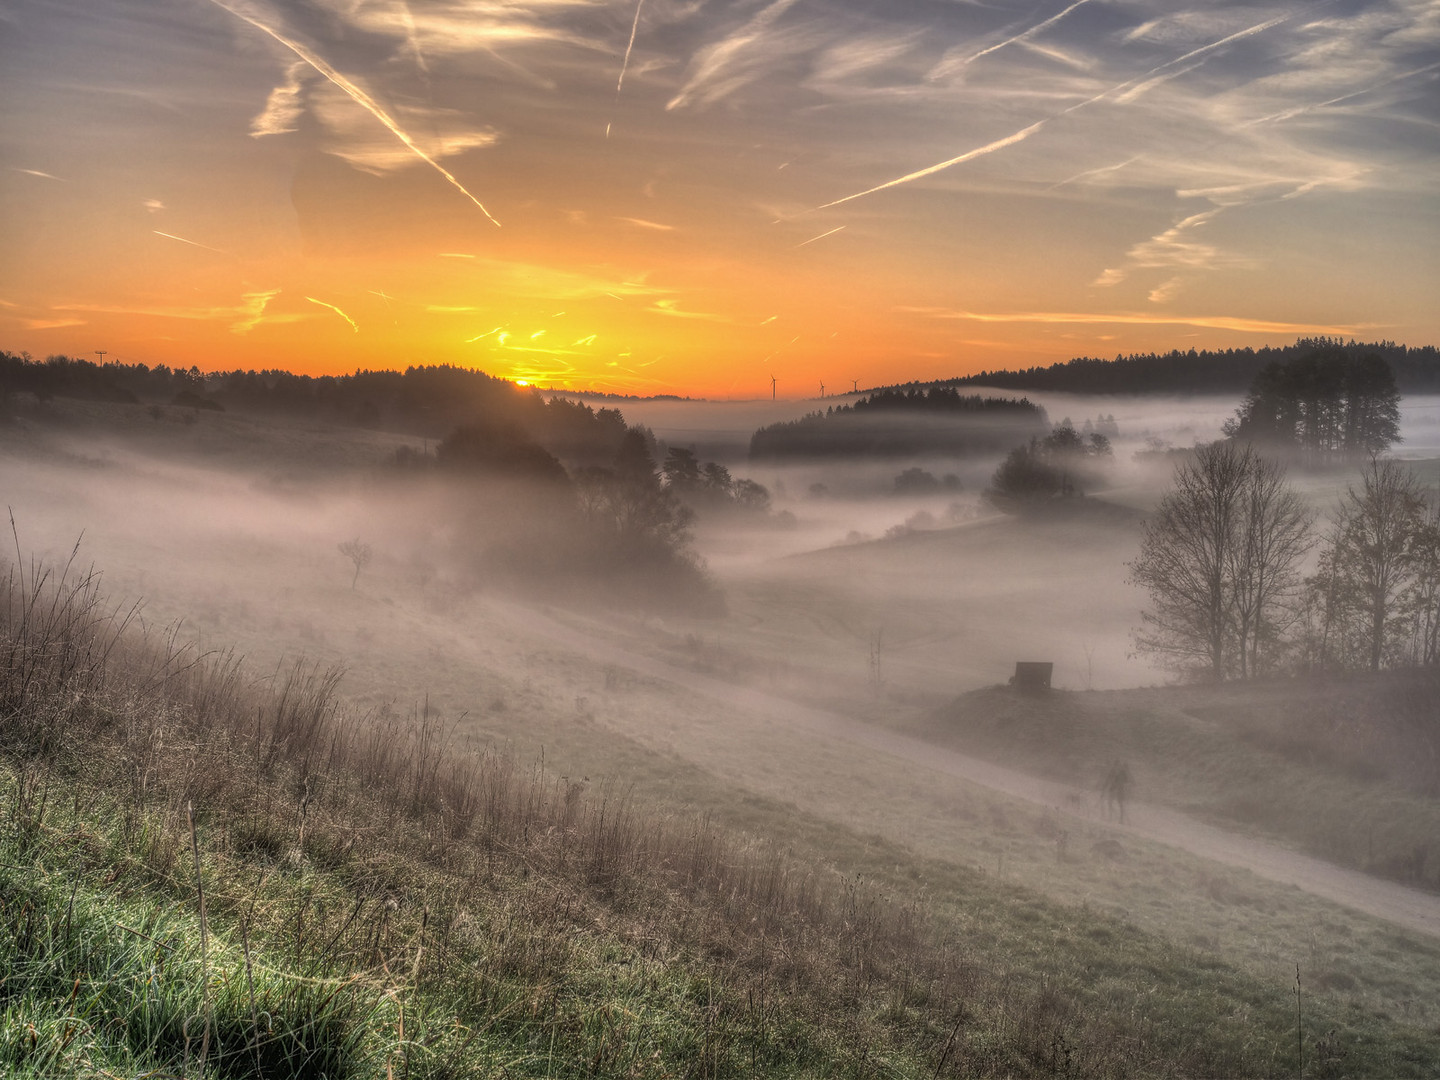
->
xmin=910 ymin=675 xmax=1440 ymax=893
xmin=15 ymin=562 xmax=1440 ymax=1076
xmin=869 ymin=340 xmax=1440 ymax=397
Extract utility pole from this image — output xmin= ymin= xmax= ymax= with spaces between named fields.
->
xmin=94 ymin=349 xmax=108 ymax=364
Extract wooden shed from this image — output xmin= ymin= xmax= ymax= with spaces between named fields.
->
xmin=1010 ymin=661 xmax=1053 ymax=690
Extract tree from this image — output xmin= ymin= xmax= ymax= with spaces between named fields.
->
xmin=435 ymin=422 xmax=568 ymax=483
xmin=338 ymin=539 xmax=373 ymax=590
xmin=661 ymin=447 xmax=701 ymax=491
xmin=1400 ymin=494 xmax=1440 ymax=666
xmin=988 ymin=419 xmax=1111 ymax=509
xmin=1128 ymin=443 xmax=1312 ymax=680
xmin=1224 ymin=346 xmax=1400 ymax=462
xmin=1226 ymin=456 xmax=1315 ymax=677
xmin=1309 ymin=458 xmax=1426 ymax=671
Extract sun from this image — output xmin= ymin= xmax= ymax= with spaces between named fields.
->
xmin=514 ymin=379 xmax=531 ymax=387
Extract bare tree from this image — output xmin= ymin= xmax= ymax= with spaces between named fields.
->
xmin=1129 ymin=442 xmax=1251 ymax=679
xmin=1227 ymin=456 xmax=1315 ymax=677
xmin=1129 ymin=442 xmax=1312 ymax=680
xmin=1314 ymin=458 xmax=1426 ymax=671
xmin=338 ymin=538 xmax=373 ymax=590
xmin=1401 ymin=494 xmax=1440 ymax=665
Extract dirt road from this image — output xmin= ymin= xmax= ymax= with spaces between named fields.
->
xmin=495 ymin=601 xmax=1440 ymax=941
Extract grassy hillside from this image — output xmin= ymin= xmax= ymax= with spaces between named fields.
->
xmin=911 ymin=676 xmax=1440 ymax=893
xmin=7 ymin=556 xmax=1440 ymax=1076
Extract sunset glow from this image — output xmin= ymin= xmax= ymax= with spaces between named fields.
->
xmin=3 ymin=0 xmax=1436 ymax=397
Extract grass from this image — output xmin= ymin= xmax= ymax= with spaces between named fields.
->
xmin=905 ymin=679 xmax=1440 ymax=894
xmin=6 ymin=558 xmax=1440 ymax=1079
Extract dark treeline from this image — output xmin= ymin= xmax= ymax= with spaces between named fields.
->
xmin=749 ymin=386 xmax=1048 ymax=460
xmin=907 ymin=339 xmax=1440 ymax=396
xmin=0 ymin=352 xmax=642 ymax=469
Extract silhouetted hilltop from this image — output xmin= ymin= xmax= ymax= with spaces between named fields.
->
xmin=749 ymin=387 xmax=1048 ymax=460
xmin=880 ymin=339 xmax=1440 ymax=397
xmin=0 ymin=353 xmax=638 ymax=468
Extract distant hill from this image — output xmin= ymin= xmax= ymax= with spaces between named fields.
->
xmin=874 ymin=339 xmax=1440 ymax=397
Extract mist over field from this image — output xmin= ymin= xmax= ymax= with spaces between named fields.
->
xmin=8 ymin=389 xmax=1440 ymax=714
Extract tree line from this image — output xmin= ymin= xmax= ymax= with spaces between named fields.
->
xmin=0 ymin=352 xmax=633 ymax=461
xmin=933 ymin=338 xmax=1440 ymax=396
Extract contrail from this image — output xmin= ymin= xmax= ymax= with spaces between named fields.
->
xmin=814 ymin=121 xmax=1046 ymax=211
xmin=154 ymin=230 xmax=232 ymax=256
xmin=204 ymin=0 xmax=500 ymax=226
xmin=1148 ymin=14 xmax=1288 ymax=76
xmin=957 ymin=0 xmax=1095 ymax=70
xmin=812 ymin=14 xmax=1292 ymax=213
xmin=306 ymin=296 xmax=358 ymax=332
xmin=1048 ymin=155 xmax=1142 ymax=191
xmin=794 ymin=225 xmax=846 ymax=248
xmin=607 ymin=0 xmax=646 ymax=138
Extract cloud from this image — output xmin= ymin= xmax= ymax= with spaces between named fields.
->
xmin=311 ymin=0 xmax=600 ymax=58
xmin=51 ymin=290 xmax=287 ymax=335
xmin=616 ymin=216 xmax=675 ymax=231
xmin=250 ymin=60 xmax=310 ymax=136
xmin=232 ymin=290 xmax=282 ymax=334
xmin=205 ymin=0 xmax=501 ymax=225
xmin=310 ymin=85 xmax=499 ymax=174
xmin=12 ymin=168 xmax=66 ymax=182
xmin=667 ymin=0 xmax=805 ymax=111
xmin=1148 ymin=277 xmax=1183 ymax=304
xmin=1093 ymin=209 xmax=1246 ymax=287
xmin=808 ymin=32 xmax=920 ymax=86
xmin=647 ymin=298 xmax=730 ymax=321
xmin=21 ymin=318 xmax=88 ymax=330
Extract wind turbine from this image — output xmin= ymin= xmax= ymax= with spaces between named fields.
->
xmin=770 ymin=374 xmax=777 ymax=401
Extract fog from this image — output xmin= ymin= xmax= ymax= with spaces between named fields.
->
xmin=10 ymin=392 xmax=1439 ymax=720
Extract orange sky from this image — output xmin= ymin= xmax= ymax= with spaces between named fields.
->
xmin=3 ymin=0 xmax=1436 ymax=398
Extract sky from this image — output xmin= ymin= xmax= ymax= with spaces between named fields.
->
xmin=1 ymin=0 xmax=1437 ymax=397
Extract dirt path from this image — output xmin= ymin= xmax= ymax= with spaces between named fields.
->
xmin=493 ymin=601 xmax=1440 ymax=940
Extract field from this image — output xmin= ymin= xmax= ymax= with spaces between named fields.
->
xmin=4 ymin=393 xmax=1440 ymax=1076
